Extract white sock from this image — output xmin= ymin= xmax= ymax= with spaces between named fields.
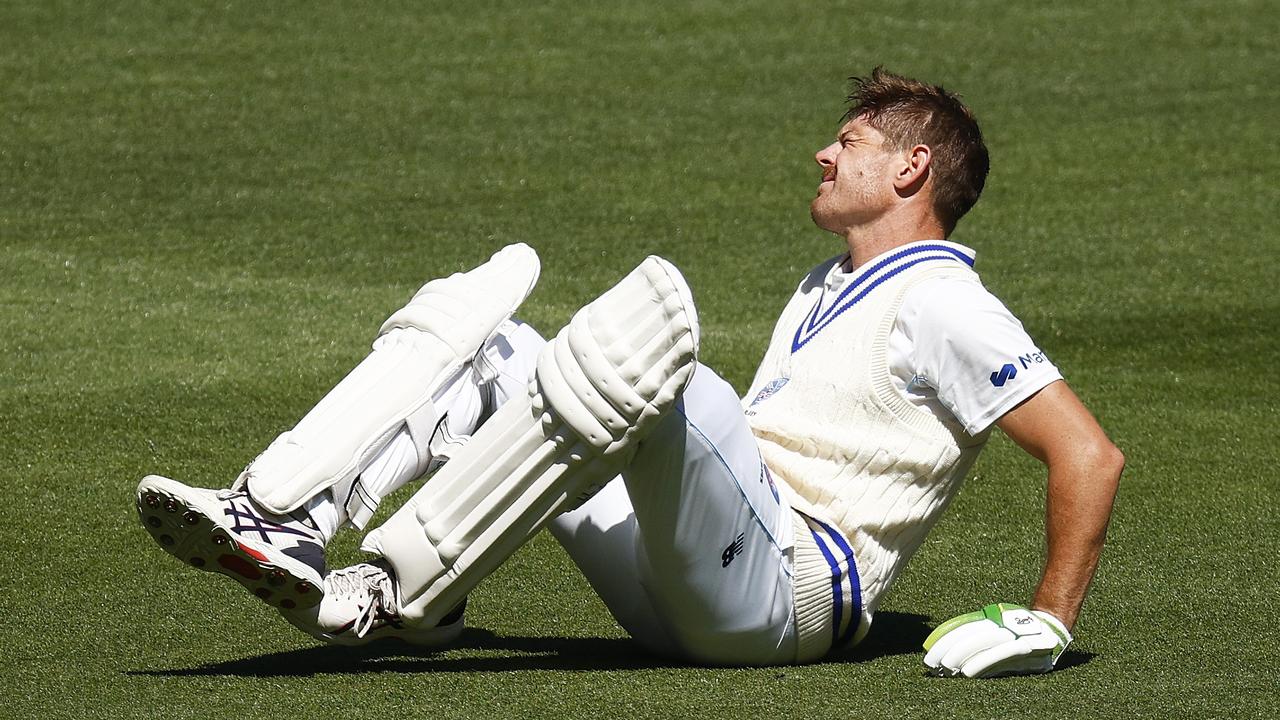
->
xmin=302 ymin=492 xmax=342 ymax=544
xmin=294 ymin=433 xmax=421 ymax=542
xmin=357 ymin=428 xmax=425 ymax=507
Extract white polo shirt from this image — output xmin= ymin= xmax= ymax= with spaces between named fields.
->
xmin=821 ymin=241 xmax=1062 ymax=437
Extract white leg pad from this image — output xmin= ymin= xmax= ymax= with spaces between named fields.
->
xmin=363 ymin=256 xmax=699 ymax=627
xmin=235 ymin=244 xmax=540 ymax=522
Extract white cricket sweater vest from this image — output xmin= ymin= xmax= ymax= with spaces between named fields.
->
xmin=745 ymin=245 xmax=989 ymax=656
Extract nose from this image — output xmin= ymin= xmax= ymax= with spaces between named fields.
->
xmin=815 ymin=141 xmax=839 ymax=169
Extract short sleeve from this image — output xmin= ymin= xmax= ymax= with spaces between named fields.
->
xmin=897 ymin=277 xmax=1063 ymax=435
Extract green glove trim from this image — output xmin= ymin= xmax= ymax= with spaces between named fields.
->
xmin=923 ymin=603 xmax=1032 ymax=651
xmin=922 ymin=609 xmax=985 ymax=651
xmin=984 ymin=602 xmax=1027 ymax=627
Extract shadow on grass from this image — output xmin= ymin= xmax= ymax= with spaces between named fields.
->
xmin=128 ymin=612 xmax=1084 ymax=677
xmin=126 ymin=628 xmax=674 ymax=677
xmin=829 ymin=610 xmax=932 ymax=663
xmin=1054 ymin=649 xmax=1097 ymax=672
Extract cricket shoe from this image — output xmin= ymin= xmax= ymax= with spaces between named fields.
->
xmin=280 ymin=560 xmax=465 ymax=647
xmin=135 ymin=474 xmax=326 ymax=610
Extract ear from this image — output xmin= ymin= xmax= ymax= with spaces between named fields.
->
xmin=893 ymin=144 xmax=931 ymax=194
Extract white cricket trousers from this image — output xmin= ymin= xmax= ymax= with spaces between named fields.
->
xmin=549 ymin=363 xmax=799 ymax=665
xmin=359 ymin=320 xmax=802 ymax=664
xmin=495 ymin=323 xmax=800 ymax=664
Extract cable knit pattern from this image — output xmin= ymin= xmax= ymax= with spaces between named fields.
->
xmin=746 ymin=254 xmax=989 ymax=644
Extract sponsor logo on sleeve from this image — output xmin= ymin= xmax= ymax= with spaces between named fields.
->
xmin=1018 ymin=350 xmax=1048 ymax=369
xmin=989 ymin=363 xmax=1018 ymax=388
xmin=991 ymin=349 xmax=1050 ymax=388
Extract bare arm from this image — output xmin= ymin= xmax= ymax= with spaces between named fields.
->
xmin=995 ymin=380 xmax=1125 ymax=630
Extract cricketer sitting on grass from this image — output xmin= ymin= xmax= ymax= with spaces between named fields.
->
xmin=136 ymin=68 xmax=1124 ymax=676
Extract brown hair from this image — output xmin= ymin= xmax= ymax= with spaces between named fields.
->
xmin=844 ymin=67 xmax=989 ymax=234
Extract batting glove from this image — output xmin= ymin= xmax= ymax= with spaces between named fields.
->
xmin=922 ymin=603 xmax=1072 ymax=678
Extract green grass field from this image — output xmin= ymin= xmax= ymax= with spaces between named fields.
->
xmin=2 ymin=1 xmax=1277 ymax=718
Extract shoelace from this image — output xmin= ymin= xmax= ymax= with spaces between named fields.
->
xmin=327 ymin=564 xmax=396 ymax=637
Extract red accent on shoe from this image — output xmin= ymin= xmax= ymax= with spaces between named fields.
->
xmin=240 ymin=545 xmax=269 ymax=563
xmin=218 ymin=554 xmax=263 ymax=580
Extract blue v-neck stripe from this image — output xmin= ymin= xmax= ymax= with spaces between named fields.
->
xmin=792 ymin=244 xmax=974 ymax=353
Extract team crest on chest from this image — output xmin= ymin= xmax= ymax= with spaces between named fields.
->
xmin=747 ymin=377 xmax=790 ymax=414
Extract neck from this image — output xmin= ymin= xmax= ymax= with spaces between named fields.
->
xmin=842 ymin=212 xmax=947 ymax=269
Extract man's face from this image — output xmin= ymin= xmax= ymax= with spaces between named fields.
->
xmin=809 ymin=116 xmax=902 ymax=235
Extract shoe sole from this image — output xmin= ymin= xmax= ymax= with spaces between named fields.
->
xmin=136 ymin=479 xmax=322 ymax=610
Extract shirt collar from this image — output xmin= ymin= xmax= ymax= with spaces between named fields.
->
xmin=827 ymin=240 xmax=977 ymax=289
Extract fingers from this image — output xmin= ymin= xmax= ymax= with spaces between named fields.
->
xmin=923 ymin=604 xmax=1072 ymax=678
xmin=960 ymin=637 xmax=1053 ymax=678
xmin=924 ymin=620 xmax=1012 ymax=676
